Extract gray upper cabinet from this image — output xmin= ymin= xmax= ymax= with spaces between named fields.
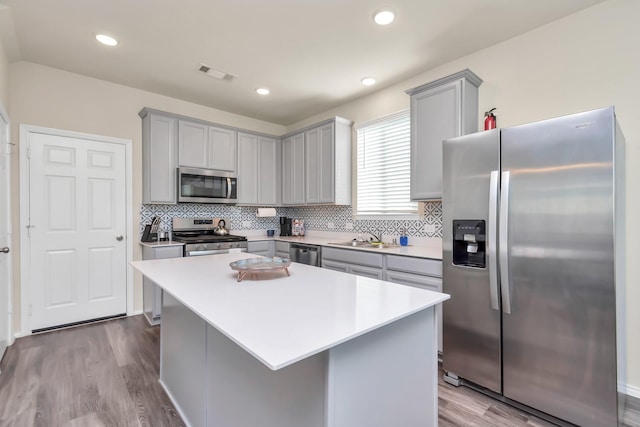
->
xmin=281 ymin=133 xmax=305 ymax=205
xmin=179 ymin=119 xmax=237 ymax=173
xmin=305 ymin=123 xmax=334 ymax=204
xmin=178 ymin=120 xmax=208 ymax=168
xmin=300 ymin=118 xmax=352 ymax=205
xmin=140 ymin=108 xmax=351 ymax=207
xmin=208 ymin=126 xmax=237 ymax=172
xmin=140 ymin=109 xmax=178 ymax=204
xmin=237 ymin=132 xmax=280 ymax=206
xmin=406 ymin=69 xmax=482 ymax=200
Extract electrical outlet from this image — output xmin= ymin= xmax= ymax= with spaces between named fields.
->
xmin=327 ymin=222 xmax=335 ymax=229
xmin=242 ymin=221 xmax=252 ymax=228
xmin=345 ymin=222 xmax=354 ymax=230
xmin=424 ymin=224 xmax=436 ymax=234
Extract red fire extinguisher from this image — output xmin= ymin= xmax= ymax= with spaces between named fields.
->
xmin=484 ymin=108 xmax=497 ymax=130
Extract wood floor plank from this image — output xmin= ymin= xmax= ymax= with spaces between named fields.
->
xmin=104 ymin=320 xmax=135 ymax=367
xmin=64 ymin=412 xmax=106 ymax=427
xmin=0 ymin=346 xmax=42 ymax=426
xmin=1 ymin=315 xmax=639 ymax=427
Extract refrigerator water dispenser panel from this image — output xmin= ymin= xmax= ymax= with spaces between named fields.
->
xmin=452 ymin=220 xmax=486 ymax=268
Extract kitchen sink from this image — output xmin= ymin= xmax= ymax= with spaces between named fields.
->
xmin=328 ymin=241 xmax=404 ymax=249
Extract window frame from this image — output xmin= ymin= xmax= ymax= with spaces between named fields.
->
xmin=353 ymin=110 xmax=420 ymax=219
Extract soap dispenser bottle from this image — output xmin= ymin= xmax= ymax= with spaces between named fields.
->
xmin=400 ymin=229 xmax=408 ymax=246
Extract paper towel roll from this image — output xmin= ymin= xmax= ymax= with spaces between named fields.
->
xmin=256 ymin=208 xmax=277 ymax=217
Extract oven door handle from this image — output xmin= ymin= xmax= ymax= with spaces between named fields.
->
xmin=188 ymin=249 xmax=246 ymax=257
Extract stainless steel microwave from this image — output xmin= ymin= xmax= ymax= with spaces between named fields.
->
xmin=177 ymin=167 xmax=238 ymax=204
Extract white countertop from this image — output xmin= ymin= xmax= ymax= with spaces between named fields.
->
xmin=246 ymin=234 xmax=443 ymax=260
xmin=130 ymin=253 xmax=449 ymax=370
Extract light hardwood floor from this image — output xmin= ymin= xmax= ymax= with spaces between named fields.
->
xmin=0 ymin=315 xmax=638 ymax=426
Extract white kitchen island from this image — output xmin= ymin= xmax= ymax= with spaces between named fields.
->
xmin=131 ymin=253 xmax=449 ymax=427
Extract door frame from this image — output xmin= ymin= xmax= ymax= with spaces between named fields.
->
xmin=19 ymin=125 xmax=134 ymax=336
xmin=0 ymin=102 xmax=12 ymax=350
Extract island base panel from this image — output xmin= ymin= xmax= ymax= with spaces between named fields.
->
xmin=160 ymin=292 xmax=207 ymax=427
xmin=160 ymin=291 xmax=439 ymax=427
xmin=327 ymin=308 xmax=438 ymax=427
xmin=206 ymin=324 xmax=326 ymax=427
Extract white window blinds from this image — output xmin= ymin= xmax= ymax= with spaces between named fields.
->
xmin=356 ymin=110 xmax=418 ymax=215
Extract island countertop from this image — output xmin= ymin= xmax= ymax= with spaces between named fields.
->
xmin=131 ymin=253 xmax=449 ymax=371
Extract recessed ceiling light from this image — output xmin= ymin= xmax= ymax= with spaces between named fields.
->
xmin=373 ymin=9 xmax=395 ymax=25
xmin=256 ymin=88 xmax=270 ymax=95
xmin=95 ymin=34 xmax=118 ymax=46
xmin=361 ymin=77 xmax=376 ymax=86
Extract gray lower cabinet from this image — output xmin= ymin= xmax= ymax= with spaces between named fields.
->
xmin=238 ymin=133 xmax=281 ymax=205
xmin=142 ymin=244 xmax=183 ymax=325
xmin=140 ymin=110 xmax=178 ymax=204
xmin=406 ymin=69 xmax=482 ymax=200
xmin=385 ymin=255 xmax=443 ymax=352
xmin=321 ymin=247 xmax=384 ymax=279
xmin=321 ymin=247 xmax=443 ymax=352
xmin=247 ymin=240 xmax=275 ymax=257
xmin=275 ymin=241 xmax=290 ymax=258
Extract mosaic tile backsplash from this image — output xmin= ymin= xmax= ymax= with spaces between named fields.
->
xmin=140 ymin=202 xmax=443 ymax=238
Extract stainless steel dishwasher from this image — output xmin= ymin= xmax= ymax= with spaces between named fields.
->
xmin=289 ymin=243 xmax=321 ymax=266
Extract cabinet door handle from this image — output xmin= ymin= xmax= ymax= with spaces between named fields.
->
xmin=0 ymin=247 xmax=9 ymax=253
xmin=116 ymin=235 xmax=124 ymax=241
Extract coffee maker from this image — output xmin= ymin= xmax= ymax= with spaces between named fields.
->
xmin=280 ymin=217 xmax=292 ymax=236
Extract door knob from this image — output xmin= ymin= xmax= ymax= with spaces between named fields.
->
xmin=116 ymin=235 xmax=124 ymax=241
xmin=1 ymin=247 xmax=9 ymax=253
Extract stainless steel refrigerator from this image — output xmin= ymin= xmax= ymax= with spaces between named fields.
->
xmin=442 ymin=106 xmax=626 ymax=426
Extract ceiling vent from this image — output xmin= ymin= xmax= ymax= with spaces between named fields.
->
xmin=198 ymin=64 xmax=236 ymax=82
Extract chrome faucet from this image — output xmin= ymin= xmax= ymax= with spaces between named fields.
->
xmin=367 ymin=230 xmax=382 ymax=243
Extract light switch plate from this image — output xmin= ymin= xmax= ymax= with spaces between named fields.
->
xmin=424 ymin=224 xmax=436 ymax=233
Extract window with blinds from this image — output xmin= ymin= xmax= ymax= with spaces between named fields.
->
xmin=356 ymin=110 xmax=418 ymax=216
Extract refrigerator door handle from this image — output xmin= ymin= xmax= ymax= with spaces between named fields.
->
xmin=499 ymin=171 xmax=512 ymax=314
xmin=488 ymin=170 xmax=500 ymax=311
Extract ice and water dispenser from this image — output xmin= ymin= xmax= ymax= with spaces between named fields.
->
xmin=452 ymin=220 xmax=486 ymax=268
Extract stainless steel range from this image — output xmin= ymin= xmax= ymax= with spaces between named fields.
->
xmin=172 ymin=218 xmax=248 ymax=257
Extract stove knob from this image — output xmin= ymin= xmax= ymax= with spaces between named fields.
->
xmin=216 ymin=243 xmax=221 ymax=249
xmin=196 ymin=245 xmax=202 ymax=251
xmin=231 ymin=242 xmax=237 ymax=248
xmin=203 ymin=243 xmax=209 ymax=250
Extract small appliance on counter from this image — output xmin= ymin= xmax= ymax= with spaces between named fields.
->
xmin=292 ymin=219 xmax=304 ymax=236
xmin=280 ymin=217 xmax=292 ymax=236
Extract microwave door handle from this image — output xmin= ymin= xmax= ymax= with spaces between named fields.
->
xmin=488 ymin=170 xmax=500 ymax=311
xmin=227 ymin=177 xmax=232 ymax=198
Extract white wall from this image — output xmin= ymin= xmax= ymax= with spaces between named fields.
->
xmin=7 ymin=62 xmax=287 ymax=334
xmin=0 ymin=25 xmax=9 ymax=110
xmin=287 ymin=0 xmax=640 ymax=394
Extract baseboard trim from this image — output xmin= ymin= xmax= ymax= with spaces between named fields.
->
xmin=624 ymin=383 xmax=640 ymax=399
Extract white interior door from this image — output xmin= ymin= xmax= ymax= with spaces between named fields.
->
xmin=0 ymin=107 xmax=11 ymax=363
xmin=27 ymin=131 xmax=127 ymax=331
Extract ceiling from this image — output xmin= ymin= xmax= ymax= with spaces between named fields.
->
xmin=0 ymin=0 xmax=605 ymax=126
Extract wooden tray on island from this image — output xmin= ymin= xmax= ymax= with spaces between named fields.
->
xmin=229 ymin=257 xmax=292 ymax=282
